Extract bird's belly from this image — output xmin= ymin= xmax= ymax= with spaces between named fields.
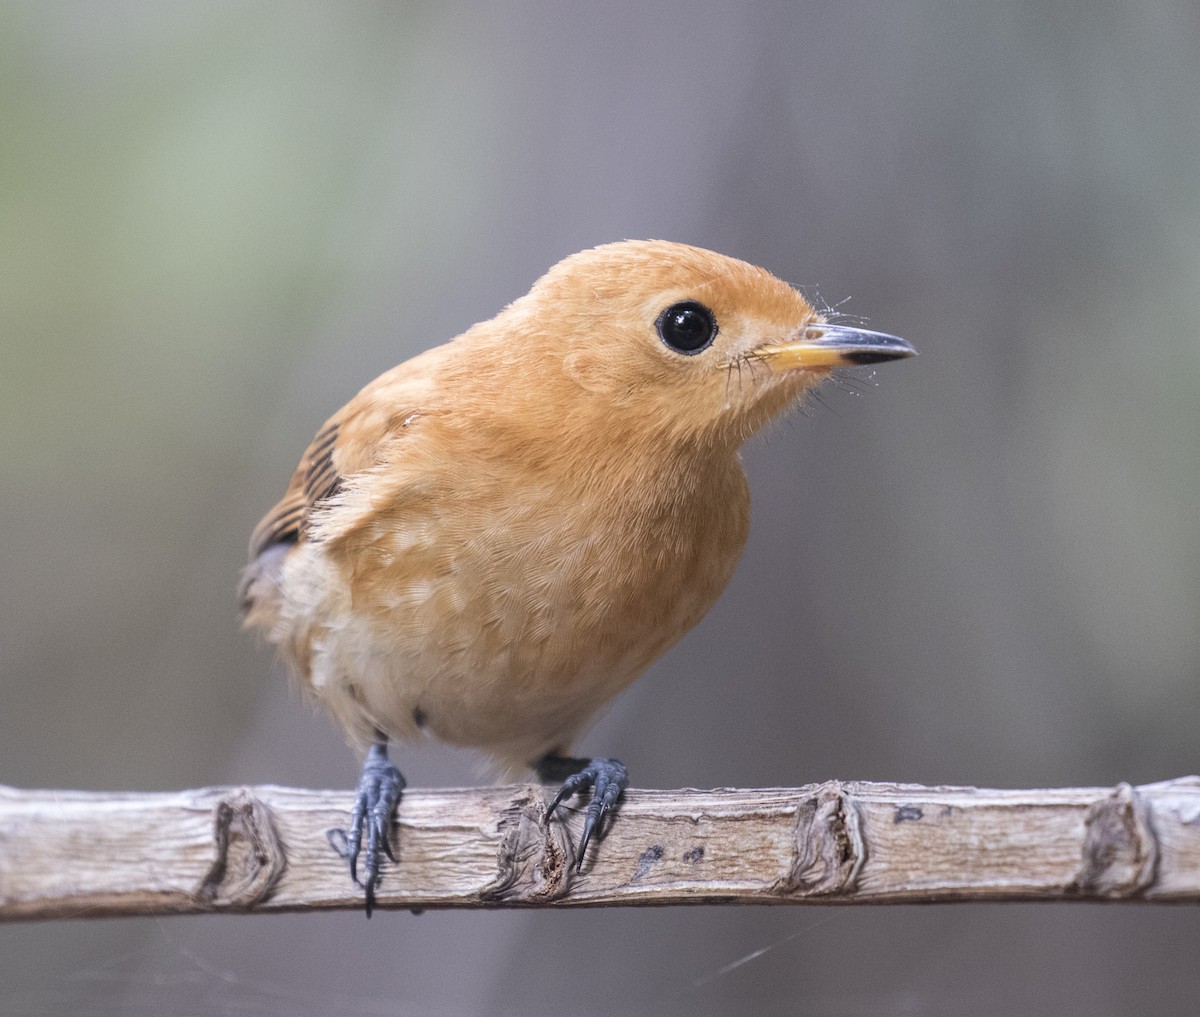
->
xmin=283 ymin=462 xmax=748 ymax=772
xmin=313 ymin=561 xmax=707 ymax=768
xmin=287 ymin=493 xmax=743 ymax=770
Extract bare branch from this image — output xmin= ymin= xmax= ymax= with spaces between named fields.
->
xmin=3 ymin=777 xmax=1199 ymax=921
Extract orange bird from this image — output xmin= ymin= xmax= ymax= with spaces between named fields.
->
xmin=241 ymin=240 xmax=914 ymax=913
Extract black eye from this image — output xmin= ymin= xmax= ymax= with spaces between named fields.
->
xmin=656 ymin=301 xmax=717 ymax=355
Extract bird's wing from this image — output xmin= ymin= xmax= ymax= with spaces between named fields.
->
xmin=252 ymin=401 xmax=429 ymax=559
xmin=247 ymin=354 xmax=441 ymax=561
xmin=248 ymin=419 xmax=338 ymax=557
xmin=240 ymin=348 xmax=444 ymax=633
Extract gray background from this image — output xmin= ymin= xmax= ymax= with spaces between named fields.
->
xmin=3 ymin=2 xmax=1198 ymax=1015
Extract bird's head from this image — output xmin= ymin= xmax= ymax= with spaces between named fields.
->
xmin=502 ymin=240 xmax=914 ymax=451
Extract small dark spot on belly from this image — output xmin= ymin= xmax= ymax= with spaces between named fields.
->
xmin=894 ymin=805 xmax=923 ymax=823
xmin=682 ymin=846 xmax=705 ymax=863
xmin=413 ymin=706 xmax=427 ymax=729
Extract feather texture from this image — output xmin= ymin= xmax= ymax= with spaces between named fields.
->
xmin=242 ymin=241 xmax=909 ymax=771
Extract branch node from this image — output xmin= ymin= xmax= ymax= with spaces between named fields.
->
xmin=4 ymin=778 xmax=1198 ymax=919
xmin=482 ymin=785 xmax=571 ymax=903
xmin=195 ymin=789 xmax=287 ymax=908
xmin=1070 ymin=782 xmax=1159 ymax=898
xmin=775 ymin=780 xmax=865 ymax=896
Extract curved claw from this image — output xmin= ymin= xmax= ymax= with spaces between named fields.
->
xmin=330 ymin=742 xmax=405 ymax=917
xmin=541 ymin=756 xmax=629 ymax=870
xmin=577 ymin=763 xmax=627 ymax=863
xmin=546 ymin=769 xmax=593 ymax=817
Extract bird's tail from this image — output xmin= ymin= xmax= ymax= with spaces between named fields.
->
xmin=238 ymin=542 xmax=291 ymax=633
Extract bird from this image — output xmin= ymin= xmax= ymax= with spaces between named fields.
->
xmin=240 ymin=240 xmax=914 ymax=914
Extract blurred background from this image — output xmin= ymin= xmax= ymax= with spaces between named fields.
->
xmin=3 ymin=2 xmax=1198 ymax=1014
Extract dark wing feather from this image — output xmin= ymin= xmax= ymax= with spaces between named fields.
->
xmin=241 ymin=359 xmax=429 ymax=629
xmin=246 ymin=398 xmax=427 ymax=562
xmin=248 ymin=420 xmax=343 ymax=558
xmin=301 ymin=421 xmax=343 ymax=509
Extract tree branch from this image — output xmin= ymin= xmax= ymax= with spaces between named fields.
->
xmin=3 ymin=777 xmax=1199 ymax=921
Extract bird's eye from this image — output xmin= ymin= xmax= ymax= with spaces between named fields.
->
xmin=656 ymin=301 xmax=717 ymax=355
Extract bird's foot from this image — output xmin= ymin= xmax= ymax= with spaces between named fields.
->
xmin=326 ymin=741 xmax=405 ymax=917
xmin=538 ymin=755 xmax=629 ymax=870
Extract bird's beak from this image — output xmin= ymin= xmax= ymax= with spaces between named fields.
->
xmin=752 ymin=323 xmax=916 ymax=370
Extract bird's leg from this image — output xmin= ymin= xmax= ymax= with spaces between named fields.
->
xmin=535 ymin=753 xmax=629 ymax=870
xmin=327 ymin=735 xmax=405 ymax=917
